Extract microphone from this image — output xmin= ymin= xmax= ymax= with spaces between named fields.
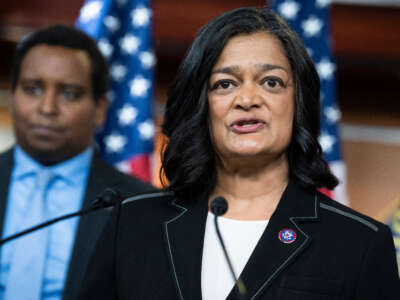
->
xmin=91 ymin=188 xmax=122 ymax=209
xmin=210 ymin=197 xmax=248 ymax=300
xmin=0 ymin=188 xmax=122 ymax=246
xmin=210 ymin=196 xmax=228 ymax=216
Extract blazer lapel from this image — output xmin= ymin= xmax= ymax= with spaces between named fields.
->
xmin=0 ymin=149 xmax=14 ymax=240
xmin=164 ymin=195 xmax=209 ymax=300
xmin=62 ymin=154 xmax=115 ymax=300
xmin=227 ymin=181 xmax=319 ymax=300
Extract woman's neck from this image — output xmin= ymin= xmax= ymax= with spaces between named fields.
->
xmin=209 ymin=155 xmax=289 ymax=220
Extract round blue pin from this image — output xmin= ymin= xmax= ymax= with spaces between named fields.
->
xmin=278 ymin=229 xmax=296 ymax=244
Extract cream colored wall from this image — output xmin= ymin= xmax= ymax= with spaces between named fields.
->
xmin=342 ymin=137 xmax=400 ymax=221
xmin=0 ymin=107 xmax=14 ymax=152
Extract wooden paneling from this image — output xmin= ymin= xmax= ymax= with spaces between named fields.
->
xmin=0 ymin=0 xmax=85 ymax=28
xmin=153 ymin=0 xmax=265 ymax=43
xmin=331 ymin=4 xmax=400 ymax=59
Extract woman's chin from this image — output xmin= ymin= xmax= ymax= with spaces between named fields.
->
xmin=219 ymin=146 xmax=287 ymax=165
xmin=222 ymin=149 xmax=270 ymax=162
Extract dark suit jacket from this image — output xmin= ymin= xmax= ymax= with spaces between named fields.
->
xmin=79 ymin=179 xmax=399 ymax=300
xmin=0 ymin=148 xmax=156 ymax=300
xmin=79 ymin=182 xmax=400 ymax=300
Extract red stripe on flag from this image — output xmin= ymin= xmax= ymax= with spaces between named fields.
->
xmin=318 ymin=187 xmax=333 ymax=199
xmin=129 ymin=154 xmax=151 ymax=183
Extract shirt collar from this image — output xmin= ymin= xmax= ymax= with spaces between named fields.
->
xmin=13 ymin=146 xmax=41 ymax=179
xmin=13 ymin=146 xmax=94 ymax=185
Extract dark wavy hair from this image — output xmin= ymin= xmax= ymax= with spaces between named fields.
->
xmin=11 ymin=24 xmax=109 ymax=102
xmin=161 ymin=7 xmax=338 ymax=199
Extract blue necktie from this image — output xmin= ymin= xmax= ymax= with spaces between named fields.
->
xmin=5 ymin=169 xmax=56 ymax=300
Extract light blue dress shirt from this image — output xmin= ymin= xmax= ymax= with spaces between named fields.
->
xmin=0 ymin=146 xmax=93 ymax=300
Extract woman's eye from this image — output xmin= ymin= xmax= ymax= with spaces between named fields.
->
xmin=263 ymin=77 xmax=285 ymax=90
xmin=219 ymin=81 xmax=231 ymax=89
xmin=211 ymin=80 xmax=235 ymax=91
xmin=266 ymin=79 xmax=278 ymax=88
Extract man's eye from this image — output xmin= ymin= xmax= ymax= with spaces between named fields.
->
xmin=61 ymin=89 xmax=81 ymax=100
xmin=23 ymin=85 xmax=42 ymax=96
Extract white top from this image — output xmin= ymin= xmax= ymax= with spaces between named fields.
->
xmin=201 ymin=212 xmax=269 ymax=300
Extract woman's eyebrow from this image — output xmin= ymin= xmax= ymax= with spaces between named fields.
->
xmin=211 ymin=63 xmax=288 ymax=75
xmin=256 ymin=63 xmax=288 ymax=73
xmin=211 ymin=65 xmax=240 ymax=75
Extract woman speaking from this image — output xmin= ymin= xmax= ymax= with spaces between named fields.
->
xmin=79 ymin=7 xmax=399 ymax=300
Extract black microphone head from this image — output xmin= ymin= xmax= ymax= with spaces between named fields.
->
xmin=210 ymin=196 xmax=228 ymax=216
xmin=93 ymin=188 xmax=122 ymax=208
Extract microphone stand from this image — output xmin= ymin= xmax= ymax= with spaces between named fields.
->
xmin=211 ymin=196 xmax=248 ymax=300
xmin=213 ymin=214 xmax=248 ymax=298
xmin=0 ymin=188 xmax=121 ymax=246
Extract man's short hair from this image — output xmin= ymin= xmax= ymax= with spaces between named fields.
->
xmin=11 ymin=24 xmax=109 ymax=102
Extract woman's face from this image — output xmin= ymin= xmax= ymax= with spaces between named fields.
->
xmin=207 ymin=32 xmax=294 ymax=164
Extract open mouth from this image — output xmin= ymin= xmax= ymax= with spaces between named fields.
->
xmin=231 ymin=118 xmax=266 ymax=133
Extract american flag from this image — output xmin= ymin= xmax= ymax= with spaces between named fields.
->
xmin=271 ymin=0 xmax=348 ymax=205
xmin=76 ymin=0 xmax=155 ymax=182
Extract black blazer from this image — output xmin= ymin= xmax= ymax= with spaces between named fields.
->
xmin=0 ymin=148 xmax=156 ymax=300
xmin=79 ymin=180 xmax=399 ymax=300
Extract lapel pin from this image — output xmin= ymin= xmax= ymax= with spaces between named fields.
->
xmin=278 ymin=228 xmax=297 ymax=244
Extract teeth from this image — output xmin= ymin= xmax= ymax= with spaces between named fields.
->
xmin=238 ymin=120 xmax=258 ymax=126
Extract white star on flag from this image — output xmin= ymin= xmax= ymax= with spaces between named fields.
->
xmin=104 ymin=15 xmax=120 ymax=32
xmin=139 ymin=51 xmax=156 ymax=69
xmin=138 ymin=120 xmax=154 ymax=140
xmin=316 ymin=0 xmax=332 ymax=8
xmin=301 ymin=15 xmax=323 ymax=37
xmin=130 ymin=76 xmax=150 ymax=97
xmin=110 ymin=63 xmax=127 ymax=81
xmin=278 ymin=1 xmax=301 ymax=20
xmin=98 ymin=38 xmax=113 ymax=58
xmin=325 ymin=106 xmax=341 ymax=123
xmin=131 ymin=6 xmax=152 ymax=27
xmin=79 ymin=1 xmax=103 ymax=23
xmin=316 ymin=58 xmax=336 ymax=80
xmin=319 ymin=133 xmax=336 ymax=154
xmin=120 ymin=34 xmax=141 ymax=54
xmin=104 ymin=133 xmax=127 ymax=153
xmin=118 ymin=104 xmax=138 ymax=126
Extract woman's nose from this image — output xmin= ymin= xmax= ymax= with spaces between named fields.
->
xmin=235 ymin=82 xmax=262 ymax=110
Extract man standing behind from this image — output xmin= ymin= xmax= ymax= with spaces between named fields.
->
xmin=0 ymin=25 xmax=155 ymax=300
